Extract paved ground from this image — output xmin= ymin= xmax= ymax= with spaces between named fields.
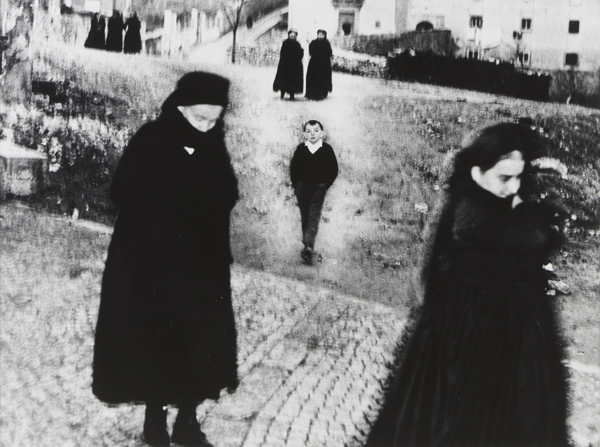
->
xmin=0 ymin=204 xmax=405 ymax=447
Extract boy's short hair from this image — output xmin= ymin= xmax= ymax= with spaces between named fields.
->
xmin=303 ymin=120 xmax=324 ymax=131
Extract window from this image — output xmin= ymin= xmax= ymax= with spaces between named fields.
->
xmin=518 ymin=51 xmax=531 ymax=66
xmin=565 ymin=53 xmax=579 ymax=66
xmin=435 ymin=15 xmax=445 ymax=29
xmin=470 ymin=15 xmax=483 ymax=28
xmin=466 ymin=49 xmax=479 ymax=59
xmin=375 ymin=20 xmax=381 ymax=29
xmin=568 ymin=20 xmax=579 ymax=33
xmin=521 ymin=18 xmax=531 ymax=30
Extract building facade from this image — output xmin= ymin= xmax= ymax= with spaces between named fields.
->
xmin=290 ymin=0 xmax=600 ymax=72
xmin=407 ymin=0 xmax=600 ymax=71
xmin=288 ymin=0 xmax=410 ymax=42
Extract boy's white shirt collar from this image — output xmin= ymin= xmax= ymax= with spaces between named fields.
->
xmin=305 ymin=139 xmax=323 ymax=154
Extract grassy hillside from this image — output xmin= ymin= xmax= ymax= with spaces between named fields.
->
xmin=2 ymin=42 xmax=598 ymax=307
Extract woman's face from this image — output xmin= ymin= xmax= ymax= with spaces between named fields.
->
xmin=471 ymin=150 xmax=525 ymax=198
xmin=317 ymin=31 xmax=325 ymax=39
xmin=177 ymin=104 xmax=224 ymax=132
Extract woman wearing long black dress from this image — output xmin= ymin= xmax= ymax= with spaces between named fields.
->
xmin=367 ymin=123 xmax=568 ymax=447
xmin=105 ymin=10 xmax=124 ymax=52
xmin=93 ymin=72 xmax=239 ymax=447
xmin=124 ymin=12 xmax=142 ymax=54
xmin=273 ymin=29 xmax=304 ymax=100
xmin=305 ymin=29 xmax=333 ymax=100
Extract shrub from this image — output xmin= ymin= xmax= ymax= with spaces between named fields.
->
xmin=2 ymin=106 xmax=132 ymax=221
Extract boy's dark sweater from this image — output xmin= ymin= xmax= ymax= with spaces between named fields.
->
xmin=290 ymin=142 xmax=338 ymax=187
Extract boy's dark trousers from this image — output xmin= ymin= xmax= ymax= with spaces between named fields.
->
xmin=294 ymin=180 xmax=328 ymax=250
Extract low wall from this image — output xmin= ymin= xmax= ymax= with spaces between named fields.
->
xmin=330 ymin=30 xmax=454 ymax=57
xmin=230 ymin=44 xmax=387 ymax=78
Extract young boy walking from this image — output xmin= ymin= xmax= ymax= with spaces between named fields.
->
xmin=290 ymin=120 xmax=338 ymax=264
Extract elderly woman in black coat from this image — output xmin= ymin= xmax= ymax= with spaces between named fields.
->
xmin=273 ymin=29 xmax=304 ymax=100
xmin=92 ymin=72 xmax=239 ymax=447
xmin=305 ymin=29 xmax=333 ymax=100
xmin=367 ymin=123 xmax=568 ymax=447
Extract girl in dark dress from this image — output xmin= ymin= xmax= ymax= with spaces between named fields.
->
xmin=305 ymin=29 xmax=333 ymax=100
xmin=92 ymin=72 xmax=239 ymax=447
xmin=367 ymin=123 xmax=568 ymax=447
xmin=273 ymin=29 xmax=304 ymax=100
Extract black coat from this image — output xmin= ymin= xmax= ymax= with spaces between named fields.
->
xmin=367 ymin=185 xmax=568 ymax=446
xmin=123 ymin=16 xmax=142 ymax=54
xmin=123 ymin=17 xmax=142 ymax=53
xmin=105 ymin=15 xmax=124 ymax=52
xmin=92 ymin=108 xmax=239 ymax=405
xmin=84 ymin=15 xmax=105 ymax=49
xmin=273 ymin=38 xmax=304 ymax=94
xmin=305 ymin=39 xmax=333 ymax=99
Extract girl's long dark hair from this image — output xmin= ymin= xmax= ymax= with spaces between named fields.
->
xmin=419 ymin=122 xmax=538 ymax=290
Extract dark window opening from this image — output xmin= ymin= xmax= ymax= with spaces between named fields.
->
xmin=518 ymin=51 xmax=530 ymax=66
xmin=521 ymin=18 xmax=531 ymax=30
xmin=568 ymin=20 xmax=579 ymax=33
xmin=416 ymin=21 xmax=434 ymax=32
xmin=470 ymin=15 xmax=483 ymax=28
xmin=338 ymin=11 xmax=355 ymax=35
xmin=375 ymin=20 xmax=381 ymax=29
xmin=467 ymin=49 xmax=479 ymax=59
xmin=565 ymin=53 xmax=579 ymax=66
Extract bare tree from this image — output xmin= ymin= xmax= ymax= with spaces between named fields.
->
xmin=220 ymin=0 xmax=249 ymax=64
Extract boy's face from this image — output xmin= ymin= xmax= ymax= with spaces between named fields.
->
xmin=304 ymin=124 xmax=323 ymax=144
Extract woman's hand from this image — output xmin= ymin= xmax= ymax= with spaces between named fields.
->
xmin=512 ymin=194 xmax=523 ymax=209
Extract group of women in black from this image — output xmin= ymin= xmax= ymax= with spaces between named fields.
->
xmin=93 ymin=67 xmax=569 ymax=447
xmin=84 ymin=10 xmax=142 ymax=54
xmin=273 ymin=29 xmax=333 ymax=100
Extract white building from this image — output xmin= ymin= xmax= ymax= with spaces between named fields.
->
xmin=407 ymin=0 xmax=600 ymax=71
xmin=288 ymin=0 xmax=409 ymax=42
xmin=290 ymin=0 xmax=600 ymax=72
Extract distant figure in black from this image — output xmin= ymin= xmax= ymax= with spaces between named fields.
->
xmin=305 ymin=29 xmax=333 ymax=100
xmin=273 ymin=29 xmax=304 ymax=100
xmin=290 ymin=120 xmax=338 ymax=264
xmin=124 ymin=12 xmax=142 ymax=54
xmin=92 ymin=72 xmax=239 ymax=447
xmin=84 ymin=13 xmax=105 ymax=50
xmin=366 ymin=123 xmax=568 ymax=447
xmin=105 ymin=10 xmax=124 ymax=52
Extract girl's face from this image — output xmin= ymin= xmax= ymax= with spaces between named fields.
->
xmin=471 ymin=150 xmax=525 ymax=198
xmin=177 ymin=104 xmax=224 ymax=132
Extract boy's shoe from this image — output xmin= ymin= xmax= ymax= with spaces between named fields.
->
xmin=143 ymin=406 xmax=170 ymax=447
xmin=301 ymin=247 xmax=314 ymax=264
xmin=171 ymin=413 xmax=212 ymax=447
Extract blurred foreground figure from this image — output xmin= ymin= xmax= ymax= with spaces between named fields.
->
xmin=367 ymin=123 xmax=568 ymax=447
xmin=93 ymin=72 xmax=239 ymax=447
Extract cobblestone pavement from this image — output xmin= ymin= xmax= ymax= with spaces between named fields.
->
xmin=1 ymin=205 xmax=598 ymax=447
xmin=0 ymin=205 xmax=405 ymax=447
